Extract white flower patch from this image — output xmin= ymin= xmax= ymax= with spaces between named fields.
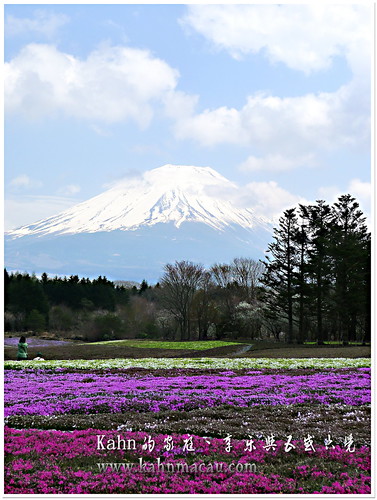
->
xmin=4 ymin=357 xmax=371 ymax=371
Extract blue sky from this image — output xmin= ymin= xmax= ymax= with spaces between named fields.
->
xmin=4 ymin=4 xmax=372 ymax=231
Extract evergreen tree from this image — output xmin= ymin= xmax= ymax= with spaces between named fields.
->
xmin=4 ymin=269 xmax=11 ymax=309
xmin=90 ymin=276 xmax=115 ymax=311
xmin=8 ymin=273 xmax=49 ymax=317
xmin=330 ymin=194 xmax=371 ymax=344
xmin=300 ymin=201 xmax=333 ymax=344
xmin=292 ymin=219 xmax=310 ymax=344
xmin=139 ymin=280 xmax=149 ymax=295
xmin=362 ymin=238 xmax=371 ymax=344
xmin=261 ymin=208 xmax=298 ymax=343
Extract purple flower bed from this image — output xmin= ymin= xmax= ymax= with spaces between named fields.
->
xmin=4 ymin=368 xmax=370 ymax=417
xmin=4 ymin=337 xmax=72 ymax=348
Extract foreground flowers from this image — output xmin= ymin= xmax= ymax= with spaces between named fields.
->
xmin=4 ymin=361 xmax=371 ymax=494
xmin=4 ymin=427 xmax=371 ymax=494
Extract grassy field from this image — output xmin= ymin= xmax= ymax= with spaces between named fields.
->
xmin=4 ymin=336 xmax=371 ymax=360
xmin=82 ymin=340 xmax=243 ymax=349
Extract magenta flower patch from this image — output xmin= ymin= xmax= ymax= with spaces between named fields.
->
xmin=4 ymin=368 xmax=370 ymax=417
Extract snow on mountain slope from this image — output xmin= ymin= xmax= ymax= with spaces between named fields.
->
xmin=7 ymin=164 xmax=271 ymax=238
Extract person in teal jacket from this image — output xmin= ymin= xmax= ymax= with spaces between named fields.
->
xmin=17 ymin=336 xmax=28 ymax=361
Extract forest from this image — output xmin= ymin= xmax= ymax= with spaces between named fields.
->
xmin=4 ymin=195 xmax=370 ymax=345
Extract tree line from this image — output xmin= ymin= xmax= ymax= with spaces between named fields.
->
xmin=4 ymin=273 xmax=131 ymax=336
xmin=261 ymin=194 xmax=370 ymax=345
xmin=4 ymin=194 xmax=370 ymax=345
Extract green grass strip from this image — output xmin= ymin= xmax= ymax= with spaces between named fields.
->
xmin=5 ymin=357 xmax=371 ymax=370
xmin=80 ymin=340 xmax=244 ymax=349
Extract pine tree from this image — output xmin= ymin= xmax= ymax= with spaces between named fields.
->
xmin=330 ymin=194 xmax=371 ymax=344
xmin=300 ymin=201 xmax=334 ymax=344
xmin=4 ymin=269 xmax=11 ymax=309
xmin=292 ymin=218 xmax=310 ymax=344
xmin=139 ymin=280 xmax=149 ymax=295
xmin=362 ymin=238 xmax=371 ymax=344
xmin=261 ymin=208 xmax=298 ymax=343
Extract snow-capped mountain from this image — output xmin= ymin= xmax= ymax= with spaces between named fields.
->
xmin=5 ymin=164 xmax=273 ymax=281
xmin=8 ymin=164 xmax=270 ymax=238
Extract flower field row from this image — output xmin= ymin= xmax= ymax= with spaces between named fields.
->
xmin=4 ymin=368 xmax=370 ymax=417
xmin=4 ymin=356 xmax=371 ymax=371
xmin=4 ymin=427 xmax=371 ymax=494
xmin=5 ymin=360 xmax=371 ymax=494
xmin=6 ymin=404 xmax=371 ymax=446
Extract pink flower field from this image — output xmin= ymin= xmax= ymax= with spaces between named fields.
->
xmin=4 ymin=364 xmax=371 ymax=494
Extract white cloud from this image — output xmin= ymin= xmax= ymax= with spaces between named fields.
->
xmin=5 ymin=10 xmax=69 ymax=38
xmin=9 ymin=174 xmax=43 ymax=190
xmin=5 ymin=43 xmax=180 ymax=126
xmin=173 ymin=105 xmax=246 ymax=147
xmin=239 ymin=181 xmax=308 ymax=221
xmin=58 ymin=184 xmax=81 ymax=196
xmin=241 ymin=178 xmax=371 ymax=226
xmin=318 ymin=179 xmax=371 ymax=224
xmin=206 ymin=179 xmax=307 ymax=221
xmin=174 ymin=4 xmax=371 ymax=161
xmin=239 ymin=153 xmax=316 ymax=173
xmin=213 ymin=177 xmax=371 ymax=223
xmin=4 ymin=195 xmax=79 ymax=231
xmin=181 ymin=5 xmax=371 ymax=76
xmin=163 ymin=90 xmax=199 ymax=120
xmin=348 ymin=179 xmax=371 ymax=206
xmin=172 ymin=84 xmax=370 ymax=154
xmin=90 ymin=125 xmax=112 ymax=137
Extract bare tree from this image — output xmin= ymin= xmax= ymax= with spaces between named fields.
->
xmin=211 ymin=263 xmax=233 ymax=289
xmin=210 ymin=263 xmax=237 ymax=329
xmin=160 ymin=261 xmax=205 ymax=341
xmin=192 ymin=271 xmax=217 ymax=340
xmin=231 ymin=257 xmax=265 ymax=302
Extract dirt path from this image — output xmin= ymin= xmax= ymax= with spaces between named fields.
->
xmin=230 ymin=344 xmax=254 ymax=356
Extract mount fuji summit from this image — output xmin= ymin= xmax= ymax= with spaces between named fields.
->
xmin=5 ymin=165 xmax=273 ymax=281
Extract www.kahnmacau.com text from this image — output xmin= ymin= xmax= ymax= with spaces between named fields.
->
xmin=97 ymin=458 xmax=257 ymax=474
